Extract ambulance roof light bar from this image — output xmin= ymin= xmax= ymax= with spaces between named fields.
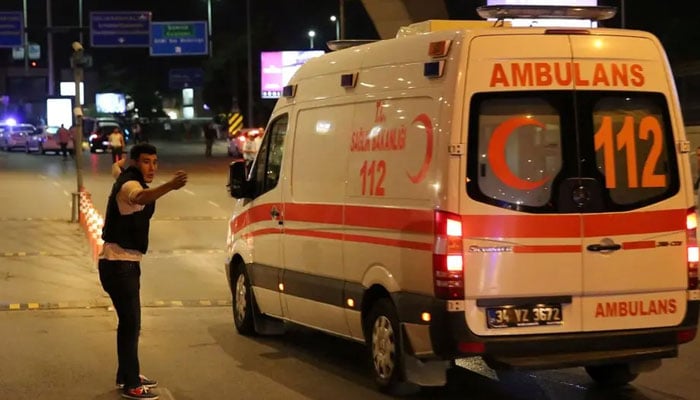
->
xmin=476 ymin=5 xmax=617 ymax=22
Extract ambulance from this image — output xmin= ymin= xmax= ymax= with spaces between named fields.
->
xmin=225 ymin=5 xmax=699 ymax=393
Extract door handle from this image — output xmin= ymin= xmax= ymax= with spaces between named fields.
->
xmin=586 ymin=243 xmax=622 ymax=252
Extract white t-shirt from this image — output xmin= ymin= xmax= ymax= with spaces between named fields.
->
xmin=99 ymin=180 xmax=146 ymax=261
xmin=109 ymin=132 xmax=124 ymax=148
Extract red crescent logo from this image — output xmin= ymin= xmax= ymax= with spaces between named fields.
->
xmin=487 ymin=117 xmax=550 ymax=191
xmin=407 ymin=113 xmax=433 ymax=184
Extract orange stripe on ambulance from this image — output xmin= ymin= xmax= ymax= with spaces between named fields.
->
xmin=489 ymin=62 xmax=645 ymax=88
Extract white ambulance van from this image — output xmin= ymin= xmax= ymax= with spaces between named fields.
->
xmin=226 ymin=5 xmax=699 ymax=393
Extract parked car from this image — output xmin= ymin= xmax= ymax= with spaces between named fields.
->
xmin=227 ymin=127 xmax=263 ymax=157
xmin=25 ymin=126 xmax=74 ymax=155
xmin=0 ymin=122 xmax=35 ymax=151
xmin=88 ymin=119 xmax=121 ymax=153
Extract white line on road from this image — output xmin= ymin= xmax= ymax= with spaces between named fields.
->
xmin=183 ymin=189 xmax=195 ymax=196
xmin=63 ymin=190 xmax=70 ymax=197
xmin=208 ymin=201 xmax=220 ymax=208
xmin=51 ymin=181 xmax=60 ymax=187
xmin=38 ymin=174 xmax=47 ymax=180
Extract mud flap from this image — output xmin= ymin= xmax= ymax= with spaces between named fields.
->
xmin=401 ymin=324 xmax=449 ymax=386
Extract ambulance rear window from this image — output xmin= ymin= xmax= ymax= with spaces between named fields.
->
xmin=467 ymin=91 xmax=679 ymax=213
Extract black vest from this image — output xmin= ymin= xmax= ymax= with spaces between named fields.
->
xmin=101 ymin=166 xmax=156 ymax=253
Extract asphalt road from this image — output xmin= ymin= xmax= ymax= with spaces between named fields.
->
xmin=0 ymin=140 xmax=698 ymax=400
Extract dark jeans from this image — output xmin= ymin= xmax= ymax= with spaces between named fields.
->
xmin=98 ymin=259 xmax=142 ymax=389
xmin=59 ymin=142 xmax=68 ymax=158
xmin=111 ymin=146 xmax=123 ymax=163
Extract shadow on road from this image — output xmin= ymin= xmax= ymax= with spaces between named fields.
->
xmin=207 ymin=322 xmax=673 ymax=400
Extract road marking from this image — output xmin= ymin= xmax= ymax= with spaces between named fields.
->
xmin=0 ymin=299 xmax=231 ymax=312
xmin=0 ymin=217 xmax=67 ymax=222
xmin=51 ymin=181 xmax=60 ymax=187
xmin=208 ymin=201 xmax=220 ymax=208
xmin=158 ymin=387 xmax=175 ymax=400
xmin=63 ymin=190 xmax=70 ymax=197
xmin=183 ymin=189 xmax=195 ymax=196
xmin=0 ymin=251 xmax=86 ymax=258
xmin=38 ymin=175 xmax=47 ymax=180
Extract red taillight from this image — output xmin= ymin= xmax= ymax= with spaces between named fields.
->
xmin=686 ymin=207 xmax=698 ymax=290
xmin=433 ymin=211 xmax=464 ymax=300
xmin=677 ymin=328 xmax=697 ymax=344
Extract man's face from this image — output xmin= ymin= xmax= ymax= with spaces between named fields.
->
xmin=134 ymin=153 xmax=158 ymax=183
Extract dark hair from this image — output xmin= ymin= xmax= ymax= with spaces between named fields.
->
xmin=130 ymin=143 xmax=157 ymax=160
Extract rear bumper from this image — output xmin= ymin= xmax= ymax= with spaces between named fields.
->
xmin=393 ymin=293 xmax=698 ymax=370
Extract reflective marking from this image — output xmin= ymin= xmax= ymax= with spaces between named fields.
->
xmin=0 ymin=299 xmax=231 ymax=312
xmin=208 ymin=201 xmax=220 ymax=208
xmin=0 ymin=251 xmax=85 ymax=258
xmin=183 ymin=189 xmax=195 ymax=196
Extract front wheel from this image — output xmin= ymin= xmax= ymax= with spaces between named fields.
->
xmin=231 ymin=264 xmax=256 ymax=335
xmin=585 ymin=364 xmax=639 ymax=387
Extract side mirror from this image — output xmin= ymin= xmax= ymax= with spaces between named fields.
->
xmin=228 ymin=161 xmax=251 ymax=198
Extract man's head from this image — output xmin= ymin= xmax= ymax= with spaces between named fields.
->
xmin=130 ymin=143 xmax=158 ymax=183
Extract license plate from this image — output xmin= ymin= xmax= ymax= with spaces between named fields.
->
xmin=486 ymin=304 xmax=563 ymax=328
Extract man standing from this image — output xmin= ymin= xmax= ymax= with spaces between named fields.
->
xmin=57 ymin=124 xmax=71 ymax=159
xmin=109 ymin=127 xmax=126 ymax=163
xmin=204 ymin=121 xmax=217 ymax=157
xmin=99 ymin=143 xmax=187 ymax=399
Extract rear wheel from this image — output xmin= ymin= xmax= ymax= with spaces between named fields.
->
xmin=231 ymin=264 xmax=256 ymax=335
xmin=366 ymin=298 xmax=412 ymax=394
xmin=585 ymin=364 xmax=639 ymax=387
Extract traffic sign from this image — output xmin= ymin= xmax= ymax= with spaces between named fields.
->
xmin=0 ymin=12 xmax=24 ymax=48
xmin=169 ymin=68 xmax=205 ymax=89
xmin=90 ymin=11 xmax=151 ymax=47
xmin=150 ymin=21 xmax=208 ymax=56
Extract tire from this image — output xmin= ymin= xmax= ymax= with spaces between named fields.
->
xmin=231 ymin=263 xmax=256 ymax=335
xmin=585 ymin=364 xmax=639 ymax=387
xmin=366 ymin=298 xmax=408 ymax=394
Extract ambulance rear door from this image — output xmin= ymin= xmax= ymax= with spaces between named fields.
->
xmin=570 ymin=33 xmax=688 ymax=332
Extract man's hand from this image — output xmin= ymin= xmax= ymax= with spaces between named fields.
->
xmin=169 ymin=170 xmax=188 ymax=190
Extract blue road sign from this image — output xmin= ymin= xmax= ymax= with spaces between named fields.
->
xmin=169 ymin=68 xmax=205 ymax=89
xmin=150 ymin=21 xmax=208 ymax=57
xmin=90 ymin=11 xmax=151 ymax=47
xmin=0 ymin=12 xmax=24 ymax=48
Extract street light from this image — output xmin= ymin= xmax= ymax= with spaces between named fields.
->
xmin=308 ymin=30 xmax=315 ymax=49
xmin=330 ymin=15 xmax=339 ymax=40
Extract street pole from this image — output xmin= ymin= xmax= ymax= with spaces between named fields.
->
xmin=339 ymin=0 xmax=345 ymax=40
xmin=207 ymin=0 xmax=213 ymax=58
xmin=621 ymin=0 xmax=626 ymax=28
xmin=47 ymin=0 xmax=55 ymax=95
xmin=78 ymin=0 xmax=84 ymax=44
xmin=246 ymin=0 xmax=254 ymax=126
xmin=71 ymin=42 xmax=85 ymax=222
xmin=22 ymin=0 xmax=28 ymax=73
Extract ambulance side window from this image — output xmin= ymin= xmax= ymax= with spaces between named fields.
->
xmin=251 ymin=114 xmax=288 ymax=197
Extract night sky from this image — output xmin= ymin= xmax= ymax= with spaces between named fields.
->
xmin=2 ymin=0 xmax=700 ymax=116
xmin=4 ymin=1 xmax=698 ymax=72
